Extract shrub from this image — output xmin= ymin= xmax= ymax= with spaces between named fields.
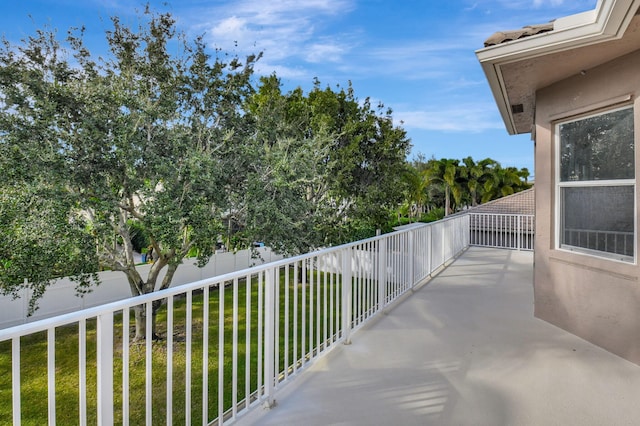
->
xmin=127 ymin=220 xmax=150 ymax=253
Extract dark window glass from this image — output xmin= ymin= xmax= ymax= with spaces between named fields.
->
xmin=559 ymin=108 xmax=634 ymax=182
xmin=561 ymin=185 xmax=634 ymax=258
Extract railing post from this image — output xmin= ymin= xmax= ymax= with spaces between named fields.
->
xmin=440 ymin=222 xmax=448 ymax=266
xmin=97 ymin=312 xmax=114 ymax=425
xmin=47 ymin=328 xmax=56 ymax=425
xmin=408 ymin=230 xmax=415 ymax=289
xmin=12 ymin=337 xmax=20 ymax=426
xmin=341 ymin=249 xmax=352 ymax=344
xmin=263 ymin=268 xmax=276 ymax=409
xmin=378 ymin=238 xmax=387 ymax=311
xmin=427 ymin=225 xmax=432 ymax=275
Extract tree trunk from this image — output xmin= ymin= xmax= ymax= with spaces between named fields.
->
xmin=445 ymin=187 xmax=451 ymax=216
xmin=133 ymin=300 xmax=163 ymax=342
xmin=126 ymin=273 xmax=163 ymax=342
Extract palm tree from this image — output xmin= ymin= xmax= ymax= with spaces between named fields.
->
xmin=481 ymin=164 xmax=529 ymax=203
xmin=461 ymin=156 xmax=495 ymax=207
xmin=426 ymin=158 xmax=463 ymax=216
xmin=401 ymin=165 xmax=429 ymax=222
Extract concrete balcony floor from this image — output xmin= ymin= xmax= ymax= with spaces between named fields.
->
xmin=237 ymin=247 xmax=640 ymax=426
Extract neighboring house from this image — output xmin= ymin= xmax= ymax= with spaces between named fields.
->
xmin=477 ymin=0 xmax=640 ymax=365
xmin=461 ymin=188 xmax=535 ymax=250
xmin=465 ymin=187 xmax=534 ymax=216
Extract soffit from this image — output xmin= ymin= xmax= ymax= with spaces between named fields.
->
xmin=477 ymin=0 xmax=640 ymax=135
xmin=502 ymin=14 xmax=640 ymax=134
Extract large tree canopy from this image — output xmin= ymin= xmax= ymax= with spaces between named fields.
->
xmin=0 ymin=7 xmax=527 ymax=338
xmin=0 ymin=9 xmax=258 ymax=339
xmin=243 ymin=76 xmax=411 ymax=254
xmin=0 ymin=8 xmax=411 ymax=338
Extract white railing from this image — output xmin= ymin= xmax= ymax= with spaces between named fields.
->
xmin=0 ymin=247 xmax=284 ymax=330
xmin=0 ymin=215 xmax=471 ymax=425
xmin=469 ymin=213 xmax=535 ymax=251
xmin=0 ymin=212 xmax=534 ymax=424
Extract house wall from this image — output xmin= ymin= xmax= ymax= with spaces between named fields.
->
xmin=534 ymin=48 xmax=640 ymax=365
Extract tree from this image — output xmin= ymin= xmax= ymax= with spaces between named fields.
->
xmin=243 ymin=77 xmax=411 ymax=253
xmin=401 ymin=165 xmax=430 ymax=222
xmin=0 ymin=183 xmax=99 ymax=312
xmin=481 ymin=164 xmax=529 ymax=203
xmin=0 ymin=8 xmax=258 ymax=340
xmin=401 ymin=155 xmax=532 ymax=221
xmin=426 ymin=158 xmax=464 ymax=216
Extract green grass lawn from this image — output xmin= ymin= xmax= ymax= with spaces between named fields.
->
xmin=0 ymin=267 xmax=355 ymax=425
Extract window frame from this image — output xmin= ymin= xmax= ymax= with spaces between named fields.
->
xmin=554 ymin=104 xmax=637 ymax=264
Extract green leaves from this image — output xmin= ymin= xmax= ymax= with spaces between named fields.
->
xmin=405 ymin=156 xmax=531 ymax=220
xmin=0 ymin=7 xmax=256 ymax=325
xmin=0 ymin=5 xmax=413 ymax=329
xmin=243 ymin=77 xmax=411 ymax=253
xmin=0 ymin=183 xmax=98 ymax=313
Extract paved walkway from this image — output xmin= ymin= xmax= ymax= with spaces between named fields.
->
xmin=237 ymin=247 xmax=640 ymax=426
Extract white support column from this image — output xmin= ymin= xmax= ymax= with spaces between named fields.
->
xmin=442 ymin=222 xmax=446 ymax=264
xmin=263 ymin=268 xmax=276 ymax=409
xmin=47 ymin=328 xmax=56 ymax=425
xmin=408 ymin=230 xmax=415 ymax=289
xmin=377 ymin=238 xmax=387 ymax=312
xmin=12 ymin=337 xmax=20 ymax=426
xmin=341 ymin=249 xmax=353 ymax=345
xmin=145 ymin=302 xmax=152 ymax=426
xmin=97 ymin=312 xmax=114 ymax=426
xmin=428 ymin=226 xmax=433 ymax=275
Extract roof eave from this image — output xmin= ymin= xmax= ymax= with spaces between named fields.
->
xmin=476 ymin=0 xmax=640 ymax=135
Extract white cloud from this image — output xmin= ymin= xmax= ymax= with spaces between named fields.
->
xmin=396 ymin=104 xmax=504 ymax=133
xmin=211 ymin=16 xmax=248 ymax=38
xmin=305 ymin=42 xmax=348 ymax=63
xmin=183 ymin=0 xmax=356 ymax=67
xmin=464 ymin=2 xmax=479 ymax=12
xmin=490 ymin=0 xmax=596 ymax=11
xmin=253 ymin=61 xmax=309 ymax=80
xmin=531 ymin=0 xmax=577 ymax=7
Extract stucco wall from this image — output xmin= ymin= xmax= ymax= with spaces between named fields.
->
xmin=534 ymin=48 xmax=640 ymax=365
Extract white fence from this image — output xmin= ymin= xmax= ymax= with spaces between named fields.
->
xmin=0 ymin=212 xmax=537 ymax=425
xmin=0 ymin=215 xmax=470 ymax=425
xmin=0 ymin=247 xmax=283 ymax=329
xmin=469 ymin=213 xmax=535 ymax=251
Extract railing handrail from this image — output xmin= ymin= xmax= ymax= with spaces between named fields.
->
xmin=0 ymin=213 xmax=531 ymax=342
xmin=0 ymin=212 xmax=533 ymax=425
xmin=468 ymin=212 xmax=534 ymax=217
xmin=0 ymin=218 xmax=451 ymax=342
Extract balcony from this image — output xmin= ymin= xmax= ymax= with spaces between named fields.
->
xmin=237 ymin=247 xmax=640 ymax=425
xmin=2 ymin=213 xmax=640 ymax=425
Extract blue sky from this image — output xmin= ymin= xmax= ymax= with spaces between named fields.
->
xmin=1 ymin=0 xmax=598 ymax=174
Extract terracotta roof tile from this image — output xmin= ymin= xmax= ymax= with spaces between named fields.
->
xmin=469 ymin=187 xmax=534 ymax=215
xmin=484 ymin=22 xmax=554 ymax=47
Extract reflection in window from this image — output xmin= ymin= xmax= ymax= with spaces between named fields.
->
xmin=557 ymin=106 xmax=635 ymax=261
xmin=559 ymin=107 xmax=634 ymax=181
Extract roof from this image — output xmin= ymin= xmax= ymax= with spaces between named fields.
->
xmin=468 ymin=187 xmax=534 ymax=216
xmin=476 ymin=0 xmax=640 ymax=135
xmin=484 ymin=22 xmax=554 ymax=47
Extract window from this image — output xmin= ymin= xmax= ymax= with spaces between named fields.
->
xmin=556 ymin=105 xmax=635 ymax=262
